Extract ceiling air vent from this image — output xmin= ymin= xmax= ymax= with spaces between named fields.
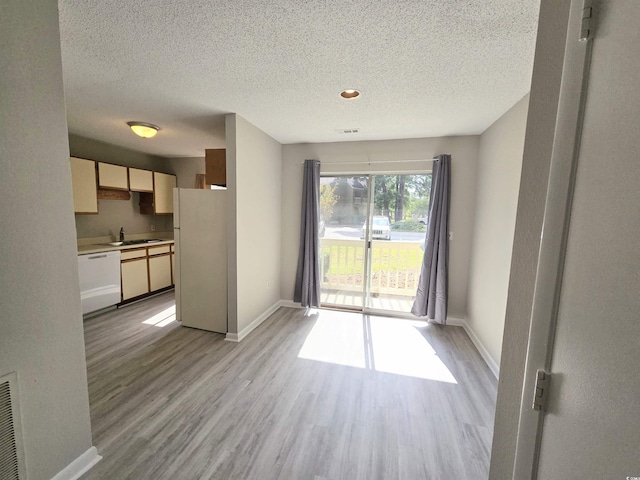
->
xmin=0 ymin=373 xmax=26 ymax=480
xmin=335 ymin=129 xmax=360 ymax=134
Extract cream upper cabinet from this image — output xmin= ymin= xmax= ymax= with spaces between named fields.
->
xmin=153 ymin=172 xmax=176 ymax=214
xmin=98 ymin=162 xmax=128 ymax=190
xmin=70 ymin=157 xmax=98 ymax=214
xmin=129 ymin=168 xmax=154 ymax=192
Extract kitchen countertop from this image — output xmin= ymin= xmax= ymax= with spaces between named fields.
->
xmin=77 ymin=234 xmax=174 ymax=255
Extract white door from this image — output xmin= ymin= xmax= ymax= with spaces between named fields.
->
xmin=517 ymin=1 xmax=640 ymax=478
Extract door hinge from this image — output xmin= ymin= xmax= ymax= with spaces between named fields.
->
xmin=579 ymin=3 xmax=593 ymax=42
xmin=532 ymin=369 xmax=551 ymax=411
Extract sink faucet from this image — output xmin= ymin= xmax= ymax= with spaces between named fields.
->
xmin=119 ymin=227 xmax=125 ymax=242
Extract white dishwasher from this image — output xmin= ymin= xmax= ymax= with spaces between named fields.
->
xmin=78 ymin=250 xmax=122 ymax=314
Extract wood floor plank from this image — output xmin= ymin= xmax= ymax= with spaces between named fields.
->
xmin=81 ymin=292 xmax=496 ymax=479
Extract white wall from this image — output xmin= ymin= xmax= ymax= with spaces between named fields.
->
xmin=226 ymin=114 xmax=282 ymax=335
xmin=0 ymin=1 xmax=94 ymax=479
xmin=75 ymin=193 xmax=173 ymax=239
xmin=70 ymin=133 xmax=172 ymax=171
xmin=280 ymin=136 xmax=479 ymax=319
xmin=225 ymin=116 xmax=239 ymax=333
xmin=489 ymin=1 xmax=571 ymax=478
xmin=465 ymin=95 xmax=529 ymax=368
xmin=167 ymin=156 xmax=206 ymax=189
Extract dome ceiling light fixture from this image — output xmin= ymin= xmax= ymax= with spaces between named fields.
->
xmin=127 ymin=121 xmax=160 ymax=138
xmin=340 ymin=89 xmax=361 ymax=99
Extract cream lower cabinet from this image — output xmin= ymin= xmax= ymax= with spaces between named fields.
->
xmin=148 ymin=245 xmax=172 ymax=291
xmin=121 ymin=248 xmax=149 ymax=301
xmin=119 ymin=243 xmax=174 ymax=302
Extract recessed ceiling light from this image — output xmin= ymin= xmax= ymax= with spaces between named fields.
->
xmin=340 ymin=89 xmax=361 ymax=99
xmin=127 ymin=121 xmax=160 ymax=138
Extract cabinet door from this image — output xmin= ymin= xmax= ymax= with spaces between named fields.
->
xmin=153 ymin=172 xmax=176 ymax=214
xmin=98 ymin=162 xmax=129 ymax=190
xmin=149 ymin=254 xmax=172 ymax=292
xmin=129 ymin=168 xmax=154 ymax=192
xmin=70 ymin=157 xmax=98 ymax=214
xmin=205 ymin=148 xmax=226 ymax=186
xmin=121 ymin=258 xmax=149 ymax=300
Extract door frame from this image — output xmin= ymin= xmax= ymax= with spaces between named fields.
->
xmin=512 ymin=1 xmax=594 ymax=477
xmin=319 ymin=171 xmax=432 ymax=317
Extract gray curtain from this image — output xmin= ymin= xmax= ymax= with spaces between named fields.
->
xmin=411 ymin=154 xmax=451 ymax=323
xmin=294 ymin=159 xmax=321 ymax=307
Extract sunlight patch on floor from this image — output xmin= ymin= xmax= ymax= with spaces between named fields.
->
xmin=297 ymin=311 xmax=457 ymax=383
xmin=142 ymin=305 xmax=176 ymax=327
xmin=299 ymin=312 xmax=367 ymax=369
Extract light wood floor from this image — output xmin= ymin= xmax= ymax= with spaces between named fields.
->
xmin=81 ymin=292 xmax=496 ymax=480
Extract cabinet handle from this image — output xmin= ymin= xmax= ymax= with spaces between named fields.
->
xmin=88 ymin=255 xmax=108 ymax=260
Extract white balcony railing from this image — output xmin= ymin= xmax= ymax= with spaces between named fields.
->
xmin=319 ymin=239 xmax=423 ymax=297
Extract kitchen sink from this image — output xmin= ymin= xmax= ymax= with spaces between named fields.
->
xmin=121 ymin=239 xmax=163 ymax=245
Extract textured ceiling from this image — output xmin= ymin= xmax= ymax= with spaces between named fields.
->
xmin=58 ymin=0 xmax=540 ymax=158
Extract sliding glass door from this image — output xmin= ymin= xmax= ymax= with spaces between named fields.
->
xmin=319 ymin=173 xmax=431 ymax=314
xmin=319 ymin=176 xmax=369 ymax=309
xmin=364 ymin=174 xmax=431 ymax=313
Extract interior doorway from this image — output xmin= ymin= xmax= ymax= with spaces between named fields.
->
xmin=319 ymin=173 xmax=432 ymax=315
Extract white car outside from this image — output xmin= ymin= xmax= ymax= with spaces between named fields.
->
xmin=361 ymin=216 xmax=391 ymax=240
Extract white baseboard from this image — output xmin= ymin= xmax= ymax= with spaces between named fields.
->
xmin=50 ymin=446 xmax=101 ymax=480
xmin=445 ymin=316 xmax=466 ymax=327
xmin=278 ymin=299 xmax=303 ymax=309
xmin=225 ymin=300 xmax=285 ymax=343
xmin=448 ymin=317 xmax=499 ymax=378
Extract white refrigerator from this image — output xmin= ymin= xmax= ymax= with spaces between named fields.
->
xmin=173 ymin=188 xmax=227 ymax=333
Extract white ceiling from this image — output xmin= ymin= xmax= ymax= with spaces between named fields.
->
xmin=58 ymin=0 xmax=540 ymax=158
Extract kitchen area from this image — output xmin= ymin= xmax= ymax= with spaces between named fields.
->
xmin=71 ymin=133 xmax=227 ymax=333
xmin=77 ymin=239 xmax=176 ymax=314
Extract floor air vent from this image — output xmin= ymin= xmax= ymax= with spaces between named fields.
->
xmin=0 ymin=373 xmax=25 ymax=480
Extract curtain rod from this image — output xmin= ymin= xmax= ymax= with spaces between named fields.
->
xmin=302 ymin=159 xmax=433 ymax=165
